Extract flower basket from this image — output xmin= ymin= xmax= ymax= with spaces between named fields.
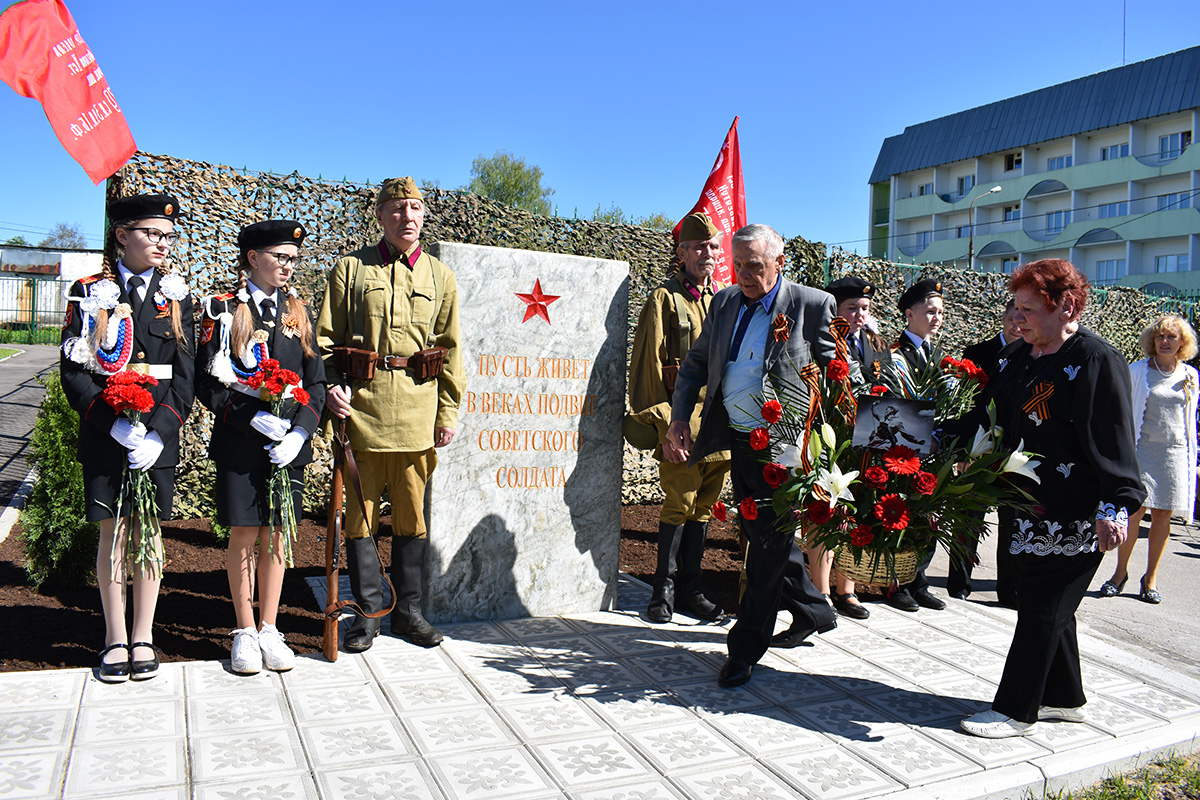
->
xmin=834 ymin=546 xmax=919 ymax=587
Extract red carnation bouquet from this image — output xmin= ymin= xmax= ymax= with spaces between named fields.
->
xmin=102 ymin=370 xmax=164 ymax=575
xmin=728 ymin=317 xmax=1037 ymax=585
xmin=251 ymin=358 xmax=306 ymax=564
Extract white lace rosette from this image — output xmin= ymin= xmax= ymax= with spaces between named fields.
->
xmin=158 ymin=272 xmax=189 ymax=302
xmin=61 ymin=279 xmax=122 ymax=367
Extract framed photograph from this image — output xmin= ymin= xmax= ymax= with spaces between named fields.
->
xmin=852 ymin=396 xmax=937 ymax=455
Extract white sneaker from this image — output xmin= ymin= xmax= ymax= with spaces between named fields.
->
xmin=960 ymin=710 xmax=1037 ymax=738
xmin=1039 ymin=705 xmax=1087 ymax=723
xmin=258 ymin=623 xmax=295 ymax=672
xmin=230 ymin=627 xmax=262 ymax=674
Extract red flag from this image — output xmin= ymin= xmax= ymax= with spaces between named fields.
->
xmin=0 ymin=0 xmax=135 ymax=184
xmin=673 ymin=116 xmax=746 ymax=284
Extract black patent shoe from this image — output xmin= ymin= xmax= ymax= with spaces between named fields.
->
xmin=769 ymin=619 xmax=837 ymax=648
xmin=717 ymin=658 xmax=753 ymax=687
xmin=97 ymin=643 xmax=131 ymax=683
xmin=830 ymin=591 xmax=870 ymax=620
xmin=676 ymin=593 xmax=723 ymax=622
xmin=130 ymin=642 xmax=160 ymax=681
xmin=912 ymin=588 xmax=946 ymax=611
xmin=885 ymin=589 xmax=920 ymax=612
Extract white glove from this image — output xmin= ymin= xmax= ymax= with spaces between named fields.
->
xmin=110 ymin=418 xmax=147 ymax=450
xmin=128 ymin=431 xmax=164 ymax=471
xmin=267 ymin=430 xmax=305 ymax=467
xmin=250 ymin=411 xmax=290 ymax=441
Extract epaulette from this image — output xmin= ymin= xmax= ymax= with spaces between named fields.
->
xmin=214 ymin=292 xmax=235 ymax=301
xmin=80 ymin=273 xmax=102 ymax=285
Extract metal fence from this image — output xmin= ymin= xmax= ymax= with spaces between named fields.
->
xmin=0 ymin=274 xmax=66 ymax=344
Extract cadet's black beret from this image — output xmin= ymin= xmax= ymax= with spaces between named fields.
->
xmin=824 ymin=276 xmax=876 ymax=305
xmin=108 ymin=194 xmax=180 ymax=224
xmin=898 ymin=278 xmax=943 ymax=312
xmin=238 ymin=220 xmax=307 ymax=254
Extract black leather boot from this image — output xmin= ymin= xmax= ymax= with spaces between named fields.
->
xmin=674 ymin=520 xmax=721 ymax=621
xmin=647 ymin=522 xmax=683 ymax=623
xmin=345 ymin=536 xmax=383 ymax=652
xmin=391 ymin=536 xmax=443 ymax=647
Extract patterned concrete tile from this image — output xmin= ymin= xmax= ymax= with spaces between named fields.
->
xmin=85 ymin=789 xmax=188 ymax=800
xmin=580 ymin=687 xmax=700 ymax=730
xmin=0 ymin=670 xmax=84 ymax=712
xmin=675 ymin=760 xmax=827 ymax=800
xmin=81 ymin=662 xmax=184 ymax=704
xmin=623 ymin=649 xmax=713 ymax=685
xmin=188 ymin=691 xmax=289 ymax=735
xmin=63 ymin=739 xmax=186 ymax=797
xmin=550 ymin=660 xmax=653 ymax=696
xmin=380 ymin=675 xmax=487 ymax=713
xmin=75 ymin=697 xmax=183 ymax=744
xmin=1079 ymin=660 xmax=1141 ymax=693
xmin=1074 ymin=695 xmax=1168 ymax=736
xmin=286 ymin=682 xmax=393 ymax=723
xmin=193 ymin=774 xmax=317 ymax=800
xmin=402 ymin=705 xmax=519 ymax=755
xmin=667 ymin=678 xmax=774 ymax=717
xmin=494 ymin=693 xmax=609 ymax=741
xmin=529 ymin=733 xmax=657 ymax=789
xmin=496 ymin=617 xmax=580 ymax=642
xmin=791 ymin=695 xmax=902 ymax=743
xmin=0 ymin=708 xmax=75 ymax=753
xmin=704 ymin=706 xmax=834 ymax=756
xmin=1023 ymin=718 xmax=1112 ymax=751
xmin=316 ymin=760 xmax=445 ymax=800
xmin=744 ymin=665 xmax=850 ymax=706
xmin=589 ymin=628 xmax=680 ymax=658
xmin=440 ymin=619 xmax=512 ymax=644
xmin=917 ymin=673 xmax=998 ymax=714
xmin=0 ymin=750 xmax=63 ymax=800
xmin=923 ymin=724 xmax=1053 ymax=768
xmin=926 ymin=644 xmax=1009 ymax=680
xmin=277 ymin=652 xmax=373 ymax=689
xmin=465 ymin=664 xmax=566 ymax=703
xmin=870 ymin=650 xmax=972 ymax=685
xmin=426 ymin=746 xmax=560 ymax=799
xmin=848 ymin=728 xmax=981 ymax=787
xmin=1106 ymin=683 xmax=1200 ymax=721
xmin=881 ymin=623 xmax=969 ymax=651
xmin=624 ymin=719 xmax=748 ymax=772
xmin=808 ymin=658 xmax=906 ymax=696
xmin=299 ymin=715 xmax=416 ymax=768
xmin=526 ymin=635 xmax=619 ymax=663
xmin=364 ymin=641 xmax=463 ymax=682
xmin=763 ymin=745 xmax=901 ymax=799
xmin=858 ymin=686 xmax=972 ymax=726
xmin=182 ymin=659 xmax=280 ymax=696
xmin=443 ymin=640 xmax=539 ymax=674
xmin=567 ymin=778 xmax=689 ymax=800
xmin=826 ymin=628 xmax=912 ymax=660
xmin=189 ymin=727 xmax=306 ymax=784
xmin=564 ymin=612 xmax=652 ymax=635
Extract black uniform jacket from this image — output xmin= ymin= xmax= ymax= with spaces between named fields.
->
xmin=60 ymin=272 xmax=195 ymax=470
xmin=196 ymin=294 xmax=326 ymax=469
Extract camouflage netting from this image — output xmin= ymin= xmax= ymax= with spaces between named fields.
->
xmin=108 ymin=151 xmax=1189 ymax=513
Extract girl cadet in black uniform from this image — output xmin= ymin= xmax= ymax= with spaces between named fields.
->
xmin=60 ymin=193 xmax=195 ymax=683
xmin=197 ymin=220 xmax=325 ymax=674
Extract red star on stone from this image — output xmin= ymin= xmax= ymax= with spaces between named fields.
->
xmin=515 ymin=279 xmax=560 ymax=324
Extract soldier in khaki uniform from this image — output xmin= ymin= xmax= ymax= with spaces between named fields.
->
xmin=317 ymin=177 xmax=465 ymax=651
xmin=628 ymin=212 xmax=731 ymax=623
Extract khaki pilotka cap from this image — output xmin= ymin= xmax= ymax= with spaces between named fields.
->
xmin=376 ymin=176 xmax=424 ymax=205
xmin=677 ymin=211 xmax=721 ymax=243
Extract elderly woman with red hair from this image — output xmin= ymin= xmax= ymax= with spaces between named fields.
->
xmin=955 ymin=259 xmax=1145 ymax=738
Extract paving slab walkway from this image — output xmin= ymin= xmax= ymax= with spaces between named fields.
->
xmin=2 ymin=573 xmax=1199 ymax=800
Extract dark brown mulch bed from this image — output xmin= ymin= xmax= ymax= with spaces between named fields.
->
xmin=0 ymin=505 xmax=743 ymax=672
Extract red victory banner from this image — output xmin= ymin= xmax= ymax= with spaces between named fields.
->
xmin=0 ymin=0 xmax=135 ymax=184
xmin=673 ymin=116 xmax=746 ymax=285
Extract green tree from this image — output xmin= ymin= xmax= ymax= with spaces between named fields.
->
xmin=38 ymin=222 xmax=88 ymax=250
xmin=591 ymin=202 xmax=628 ymax=225
xmin=636 ymin=212 xmax=674 ymax=231
xmin=467 ymin=151 xmax=554 ymax=215
xmin=591 ymin=204 xmax=673 ymax=230
xmin=4 ymin=235 xmax=30 ymax=246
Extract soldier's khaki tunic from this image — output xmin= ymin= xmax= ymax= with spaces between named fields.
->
xmin=629 ymin=274 xmax=730 ymax=524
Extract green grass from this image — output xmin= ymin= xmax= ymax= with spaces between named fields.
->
xmin=0 ymin=347 xmax=18 ymax=359
xmin=1043 ymin=753 xmax=1200 ymax=799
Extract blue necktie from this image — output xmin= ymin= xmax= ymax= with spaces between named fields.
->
xmin=728 ymin=300 xmax=758 ymax=362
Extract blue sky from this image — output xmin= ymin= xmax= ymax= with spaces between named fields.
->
xmin=1 ymin=1 xmax=1197 ymax=253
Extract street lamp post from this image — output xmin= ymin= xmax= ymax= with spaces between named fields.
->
xmin=968 ymin=185 xmax=1003 ymax=269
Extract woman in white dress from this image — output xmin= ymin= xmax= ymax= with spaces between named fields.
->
xmin=1101 ymin=314 xmax=1199 ymax=604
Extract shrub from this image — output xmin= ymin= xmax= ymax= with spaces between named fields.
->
xmin=19 ymin=372 xmax=98 ymax=588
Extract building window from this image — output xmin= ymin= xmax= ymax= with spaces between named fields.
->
xmin=918 ymin=182 xmax=934 ymax=196
xmin=1096 ymin=259 xmax=1127 ymax=281
xmin=1002 ymin=258 xmax=1018 ymax=274
xmin=1004 ymin=153 xmax=1023 ymax=171
xmin=1098 ymin=201 xmax=1128 ymax=219
xmin=1155 ymin=254 xmax=1190 ymax=273
xmin=1159 ymin=131 xmax=1192 ymax=160
xmin=1158 ymin=192 xmax=1194 ymax=210
xmin=957 ymin=175 xmax=975 ymax=195
xmin=957 ymin=225 xmax=970 ymax=239
xmin=914 ymin=230 xmax=932 ymax=249
xmin=1045 ymin=209 xmax=1071 ymax=235
xmin=1003 ymin=204 xmax=1021 ymax=222
xmin=1046 ymin=155 xmax=1072 ymax=171
xmin=1101 ymin=143 xmax=1129 ymax=161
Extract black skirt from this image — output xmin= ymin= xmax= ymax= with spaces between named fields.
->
xmin=83 ymin=466 xmax=175 ymax=522
xmin=216 ymin=465 xmax=304 ymax=527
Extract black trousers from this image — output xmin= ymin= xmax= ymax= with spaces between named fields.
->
xmin=727 ymin=432 xmax=834 ymax=665
xmin=991 ymin=549 xmax=1103 ymax=723
xmin=947 ymin=506 xmax=1021 ymax=601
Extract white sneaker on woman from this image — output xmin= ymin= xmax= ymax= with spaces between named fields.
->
xmin=1038 ymin=705 xmax=1087 ymax=723
xmin=230 ymin=627 xmax=262 ymax=674
xmin=960 ymin=710 xmax=1036 ymax=738
xmin=258 ymin=623 xmax=295 ymax=672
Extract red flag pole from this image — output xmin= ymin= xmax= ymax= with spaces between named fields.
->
xmin=673 ymin=116 xmax=747 ymax=284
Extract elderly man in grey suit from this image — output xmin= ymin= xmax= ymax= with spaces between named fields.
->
xmin=666 ymin=223 xmax=838 ymax=687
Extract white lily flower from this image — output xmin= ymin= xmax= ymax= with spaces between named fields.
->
xmin=1001 ymin=440 xmax=1042 ymax=484
xmin=821 ymin=423 xmax=837 ymax=449
xmin=816 ymin=463 xmax=859 ymax=508
xmin=969 ymin=426 xmax=995 ymax=458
